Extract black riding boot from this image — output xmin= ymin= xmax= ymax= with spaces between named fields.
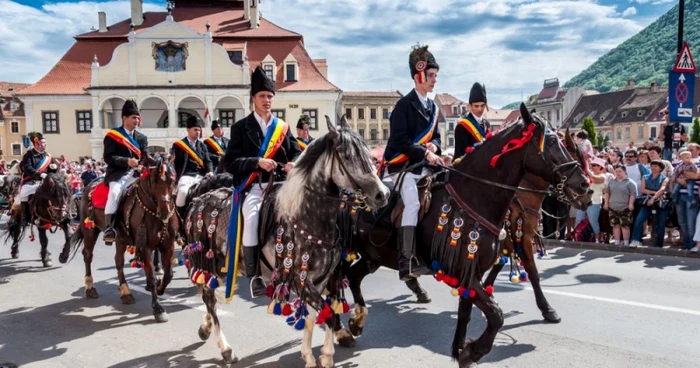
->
xmin=398 ymin=226 xmax=430 ymax=281
xmin=103 ymin=214 xmax=116 ymax=245
xmin=177 ymin=206 xmax=188 ymax=223
xmin=244 ymin=245 xmax=267 ymax=298
xmin=21 ymin=202 xmax=31 ymax=226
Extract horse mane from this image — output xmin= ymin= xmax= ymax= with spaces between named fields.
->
xmin=185 ymin=173 xmax=233 ymax=204
xmin=36 ymin=172 xmax=72 ymax=202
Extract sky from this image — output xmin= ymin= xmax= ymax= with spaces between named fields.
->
xmin=0 ymin=0 xmax=680 ymax=108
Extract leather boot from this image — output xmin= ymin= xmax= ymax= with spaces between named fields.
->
xmin=243 ymin=245 xmax=267 ymax=298
xmin=21 ymin=202 xmax=31 ymax=227
xmin=103 ymin=214 xmax=116 ymax=245
xmin=398 ymin=226 xmax=430 ymax=281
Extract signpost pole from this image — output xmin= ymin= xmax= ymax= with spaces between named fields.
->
xmin=678 ymin=0 xmax=685 ymax=55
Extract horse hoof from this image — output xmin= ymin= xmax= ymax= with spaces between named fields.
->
xmin=198 ymin=326 xmax=211 ymax=341
xmin=154 ymin=311 xmax=169 ymax=323
xmin=11 ymin=248 xmax=19 ymax=259
xmin=59 ymin=253 xmax=69 ymax=264
xmin=416 ymin=292 xmax=432 ymax=304
xmin=121 ymin=294 xmax=135 ymax=304
xmin=348 ymin=320 xmax=363 ymax=337
xmin=458 ymin=343 xmax=477 ymax=368
xmin=86 ymin=288 xmax=99 ymax=299
xmin=222 ymin=348 xmax=237 ymax=364
xmin=337 ymin=334 xmax=356 ymax=348
xmin=543 ymin=310 xmax=561 ymax=323
xmin=42 ymin=259 xmax=52 ymax=268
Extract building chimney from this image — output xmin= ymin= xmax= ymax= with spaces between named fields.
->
xmin=243 ymin=0 xmax=250 ymax=20
xmin=250 ymin=0 xmax=259 ymax=29
xmin=131 ymin=0 xmax=143 ymax=27
xmin=314 ymin=59 xmax=328 ymax=79
xmin=626 ymin=79 xmax=634 ymax=89
xmin=98 ymin=11 xmax=108 ymax=32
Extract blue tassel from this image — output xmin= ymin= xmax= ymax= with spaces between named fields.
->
xmin=520 ymin=271 xmax=528 ymax=280
xmin=431 ymin=260 xmax=442 ymax=272
xmin=499 ymin=256 xmax=507 ymax=265
xmin=286 ymin=316 xmax=296 ymax=326
xmin=208 ymin=277 xmax=219 ymax=289
xmin=178 ymin=258 xmax=184 ymax=266
xmin=273 ymin=302 xmax=282 ymax=316
xmin=294 ymin=317 xmax=306 ymax=330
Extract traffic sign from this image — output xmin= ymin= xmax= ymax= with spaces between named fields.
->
xmin=673 ymin=42 xmax=696 ymax=73
xmin=669 ymin=70 xmax=695 ymax=123
xmin=22 ymin=135 xmax=30 ymax=149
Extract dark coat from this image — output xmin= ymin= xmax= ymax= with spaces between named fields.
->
xmin=103 ymin=127 xmax=149 ymax=184
xmin=172 ymin=138 xmax=214 ymax=182
xmin=222 ymin=113 xmax=301 ymax=188
xmin=20 ymin=148 xmax=56 ymax=182
xmin=203 ymin=136 xmax=230 ymax=173
xmin=383 ymin=89 xmax=442 ymax=174
xmin=454 ymin=112 xmax=491 ymax=157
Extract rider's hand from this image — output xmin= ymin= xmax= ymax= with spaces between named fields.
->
xmin=425 ymin=151 xmax=443 ymax=166
xmin=426 ymin=143 xmax=438 ymax=153
xmin=206 ymin=172 xmax=214 ymax=178
xmin=49 ymin=164 xmax=57 ymax=170
xmin=283 ymin=162 xmax=294 ymax=173
xmin=127 ymin=158 xmax=139 ymax=168
xmin=40 ymin=173 xmax=47 ymax=179
xmin=258 ymin=158 xmax=277 ymax=172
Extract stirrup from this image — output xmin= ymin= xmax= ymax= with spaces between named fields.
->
xmin=249 ymin=275 xmax=266 ymax=296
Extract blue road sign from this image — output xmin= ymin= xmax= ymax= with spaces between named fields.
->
xmin=669 ymin=70 xmax=695 ymax=123
xmin=22 ymin=135 xmax=30 ymax=149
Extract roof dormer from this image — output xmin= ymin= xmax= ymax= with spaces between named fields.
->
xmin=283 ymin=53 xmax=299 ymax=82
xmin=261 ymin=54 xmax=276 ymax=81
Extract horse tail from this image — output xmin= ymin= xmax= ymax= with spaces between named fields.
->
xmin=2 ymin=209 xmax=26 ymax=246
xmin=69 ymin=226 xmax=85 ymax=261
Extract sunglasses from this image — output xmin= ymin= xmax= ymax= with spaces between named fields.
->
xmin=625 ymin=156 xmax=636 ymax=159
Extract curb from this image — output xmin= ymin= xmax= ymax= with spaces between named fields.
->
xmin=542 ymin=239 xmax=700 ymax=259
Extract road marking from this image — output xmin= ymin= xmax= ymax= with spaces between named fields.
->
xmin=495 ymin=282 xmax=700 ymax=317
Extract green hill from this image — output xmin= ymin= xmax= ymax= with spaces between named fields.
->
xmin=564 ymin=0 xmax=700 ymax=92
xmin=501 ymin=102 xmax=521 ymax=110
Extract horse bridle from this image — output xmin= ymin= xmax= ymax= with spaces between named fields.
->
xmin=134 ymin=166 xmax=176 ymax=226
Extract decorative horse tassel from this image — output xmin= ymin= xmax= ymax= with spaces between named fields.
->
xmin=84 ymin=217 xmax=95 ymax=229
xmin=294 ymin=317 xmax=306 ymax=331
xmin=273 ymin=301 xmax=282 ymax=316
xmin=282 ymin=302 xmax=293 ymax=316
xmin=316 ymin=303 xmax=333 ymax=325
xmin=490 ymin=123 xmax=536 ymax=168
xmin=267 ymin=301 xmax=276 ymax=315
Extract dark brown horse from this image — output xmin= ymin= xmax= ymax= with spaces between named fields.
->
xmin=70 ymin=156 xmax=178 ymax=322
xmin=4 ymin=172 xmax=73 ymax=267
xmin=180 ymin=117 xmax=389 ymax=365
xmin=482 ymin=129 xmax=590 ymax=323
xmin=334 ymin=105 xmax=591 ymax=367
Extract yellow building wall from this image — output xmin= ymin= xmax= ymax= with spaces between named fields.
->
xmin=1 ymin=117 xmax=27 ymax=161
xmin=31 ymin=101 xmax=93 ymax=159
xmin=266 ymin=97 xmax=336 ymax=136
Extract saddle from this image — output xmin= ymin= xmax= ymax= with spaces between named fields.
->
xmin=88 ymin=178 xmax=137 ymax=210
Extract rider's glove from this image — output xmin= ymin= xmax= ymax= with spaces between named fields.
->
xmin=40 ymin=173 xmax=47 ymax=179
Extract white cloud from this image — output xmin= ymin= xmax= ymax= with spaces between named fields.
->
xmin=622 ymin=6 xmax=638 ymax=17
xmin=0 ymin=0 xmax=655 ymax=108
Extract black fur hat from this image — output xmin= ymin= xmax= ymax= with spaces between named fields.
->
xmin=186 ymin=115 xmax=201 ymax=129
xmin=408 ymin=44 xmax=439 ymax=79
xmin=211 ymin=120 xmax=220 ymax=130
xmin=122 ymin=99 xmax=140 ymax=117
xmin=469 ymin=82 xmax=487 ymax=105
xmin=251 ymin=65 xmax=275 ymax=96
xmin=297 ymin=114 xmax=310 ymax=129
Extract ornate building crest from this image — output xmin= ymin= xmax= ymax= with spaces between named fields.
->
xmin=152 ymin=41 xmax=189 ymax=72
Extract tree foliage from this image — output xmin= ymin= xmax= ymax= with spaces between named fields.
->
xmin=692 ymin=118 xmax=700 ymax=144
xmin=581 ymin=117 xmax=598 ymax=146
xmin=564 ymin=0 xmax=700 ymax=92
xmin=598 ymin=134 xmax=610 ymax=151
xmin=501 ymin=101 xmax=521 ymax=110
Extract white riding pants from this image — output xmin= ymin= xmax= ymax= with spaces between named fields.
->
xmin=392 ymin=168 xmax=430 ymax=227
xmin=105 ymin=172 xmax=138 ymax=215
xmin=0 ymin=175 xmax=6 ymax=187
xmin=175 ymin=175 xmax=203 ymax=207
xmin=242 ymin=183 xmax=267 ymax=247
xmin=18 ymin=181 xmax=40 ymax=203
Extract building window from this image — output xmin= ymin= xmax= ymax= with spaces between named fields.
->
xmin=452 ymin=106 xmax=458 ymax=115
xmin=42 ymin=111 xmax=59 ymax=133
xmin=301 ymin=109 xmax=318 ymax=130
xmin=12 ymin=143 xmax=21 ymax=156
xmin=383 ymin=128 xmax=388 ymax=139
xmin=227 ymin=50 xmax=243 ymax=63
xmin=556 ymin=109 xmax=560 ymax=121
xmin=637 ymin=125 xmax=644 ymax=139
xmin=76 ymin=110 xmax=93 ymax=133
xmin=650 ymin=126 xmax=657 ymax=138
xmin=461 ymin=106 xmax=467 ymax=115
xmin=370 ymin=108 xmax=377 ymax=120
xmin=272 ymin=109 xmax=286 ymax=121
xmin=219 ymin=110 xmax=235 ymax=127
xmin=358 ymin=108 xmax=365 ymax=120
xmin=448 ymin=137 xmax=454 ymax=147
xmin=359 ymin=128 xmax=365 ymax=138
xmin=637 ymin=110 xmax=645 ymax=117
xmin=345 ymin=108 xmax=352 ymax=119
xmin=624 ymin=126 xmax=630 ymax=140
xmin=616 ymin=127 xmax=622 ymax=140
xmin=370 ymin=129 xmax=377 ymax=140
xmin=263 ymin=64 xmax=274 ymax=80
xmin=383 ymin=108 xmax=390 ymax=119
xmin=10 ymin=121 xmax=19 ymax=134
xmin=621 ymin=111 xmax=628 ymax=118
xmin=547 ymin=111 xmax=552 ymax=122
xmin=10 ymin=103 xmax=18 ymax=111
xmin=285 ymin=64 xmax=297 ymax=82
xmin=448 ymin=122 xmax=454 ymax=131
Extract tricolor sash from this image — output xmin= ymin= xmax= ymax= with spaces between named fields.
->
xmin=378 ymin=100 xmax=438 ymax=176
xmin=297 ymin=138 xmax=309 ymax=151
xmin=223 ymin=117 xmax=289 ymax=302
xmin=174 ymin=139 xmax=205 ymax=168
xmin=204 ymin=137 xmax=225 ymax=156
xmin=35 ymin=153 xmax=52 ymax=174
xmin=458 ymin=114 xmax=487 ymax=147
xmin=106 ymin=127 xmax=141 ymax=159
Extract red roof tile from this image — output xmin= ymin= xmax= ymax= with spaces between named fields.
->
xmin=0 ymin=82 xmax=30 ymax=97
xmin=503 ymin=110 xmax=521 ymax=123
xmin=343 ymin=91 xmax=402 ymax=98
xmin=537 ymin=85 xmax=558 ymax=100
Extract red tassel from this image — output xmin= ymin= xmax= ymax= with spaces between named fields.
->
xmin=490 ymin=124 xmax=536 ymax=168
xmin=316 ymin=304 xmax=333 ymax=324
xmin=282 ymin=303 xmax=293 ymax=316
xmin=184 ymin=259 xmax=191 ymax=268
xmin=435 ymin=271 xmax=444 ymax=282
xmin=266 ymin=284 xmax=274 ymax=298
xmin=449 ymin=277 xmax=459 ymax=287
xmin=458 ymin=286 xmax=466 ymax=296
xmin=485 ymin=130 xmax=493 ymax=140
xmin=465 ymin=147 xmax=475 ymax=154
xmin=342 ymin=301 xmax=350 ymax=314
xmin=485 ymin=285 xmax=494 ymax=295
xmin=469 ymin=289 xmax=477 ymax=298
xmin=131 ymin=261 xmax=138 ymax=268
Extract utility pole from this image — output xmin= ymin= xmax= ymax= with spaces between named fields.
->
xmin=678 ymin=0 xmax=685 ymax=54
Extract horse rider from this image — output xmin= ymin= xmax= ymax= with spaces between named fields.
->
xmin=203 ymin=119 xmax=229 ymax=173
xmin=172 ymin=116 xmax=214 ymax=220
xmin=296 ymin=114 xmax=314 ymax=151
xmin=222 ymin=65 xmax=301 ymax=297
xmin=103 ymin=99 xmax=149 ymax=245
xmin=0 ymin=150 xmax=6 ymax=187
xmin=17 ymin=132 xmax=58 ymax=226
xmin=454 ymin=82 xmax=491 ymax=157
xmin=382 ymin=44 xmax=443 ymax=281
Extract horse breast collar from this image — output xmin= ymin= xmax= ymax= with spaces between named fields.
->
xmin=445 ymin=183 xmax=500 ymax=235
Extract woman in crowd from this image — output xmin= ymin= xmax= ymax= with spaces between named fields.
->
xmin=604 ymin=165 xmax=637 ymax=246
xmin=576 ymin=157 xmax=614 ymax=243
xmin=629 ymin=160 xmax=670 ymax=248
xmin=638 ymin=150 xmax=650 ymax=169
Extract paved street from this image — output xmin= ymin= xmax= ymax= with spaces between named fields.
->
xmin=2 ymin=229 xmax=700 ymax=368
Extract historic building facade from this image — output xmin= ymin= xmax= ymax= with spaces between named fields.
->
xmin=0 ymin=83 xmax=29 ymax=161
xmin=341 ymin=91 xmax=402 ymax=148
xmin=18 ymin=0 xmax=340 ymax=159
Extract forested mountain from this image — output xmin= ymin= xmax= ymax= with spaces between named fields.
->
xmin=564 ymin=0 xmax=700 ymax=92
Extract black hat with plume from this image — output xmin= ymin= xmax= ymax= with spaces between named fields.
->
xmin=297 ymin=114 xmax=310 ymax=129
xmin=251 ymin=65 xmax=275 ymax=96
xmin=408 ymin=44 xmax=439 ymax=81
